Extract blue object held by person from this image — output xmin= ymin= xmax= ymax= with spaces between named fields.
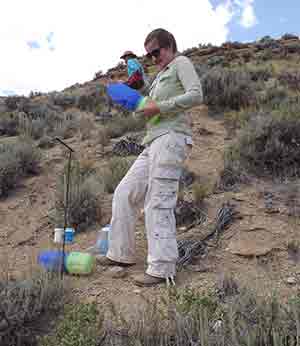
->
xmin=106 ymin=83 xmax=143 ymax=111
xmin=107 ymin=83 xmax=161 ymax=125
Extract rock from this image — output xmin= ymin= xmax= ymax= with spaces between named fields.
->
xmin=228 ymin=230 xmax=274 ymax=256
xmin=286 ymin=277 xmax=297 ymax=285
xmin=212 ymin=320 xmax=223 ymax=332
xmin=106 ymin=266 xmax=127 ymax=279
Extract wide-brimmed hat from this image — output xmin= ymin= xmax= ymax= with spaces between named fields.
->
xmin=120 ymin=50 xmax=137 ymax=59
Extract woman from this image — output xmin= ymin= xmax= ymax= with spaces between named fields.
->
xmin=101 ymin=29 xmax=203 ymax=287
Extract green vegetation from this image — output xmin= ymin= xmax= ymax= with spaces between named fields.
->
xmin=41 ymin=303 xmax=101 ymax=346
xmin=0 ymin=139 xmax=41 ymax=197
xmin=39 ymin=285 xmax=300 ymax=346
xmin=54 ymin=160 xmax=103 ymax=232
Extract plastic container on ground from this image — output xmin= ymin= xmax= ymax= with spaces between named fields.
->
xmin=54 ymin=228 xmax=64 ymax=243
xmin=96 ymin=224 xmax=111 ymax=255
xmin=37 ymin=250 xmax=68 ymax=272
xmin=64 ymin=227 xmax=75 ymax=243
xmin=65 ymin=252 xmax=95 ymax=275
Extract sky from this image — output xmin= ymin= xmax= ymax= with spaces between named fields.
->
xmin=1 ymin=0 xmax=299 ymax=97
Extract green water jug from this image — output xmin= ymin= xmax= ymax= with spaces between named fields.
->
xmin=65 ymin=252 xmax=95 ymax=275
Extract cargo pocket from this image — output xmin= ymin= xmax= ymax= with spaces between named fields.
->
xmin=152 ymin=208 xmax=176 ymax=240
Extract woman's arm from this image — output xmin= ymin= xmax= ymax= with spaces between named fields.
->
xmin=157 ymin=56 xmax=203 ymax=114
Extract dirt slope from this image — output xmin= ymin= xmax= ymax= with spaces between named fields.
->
xmin=1 ymin=104 xmax=300 ymax=316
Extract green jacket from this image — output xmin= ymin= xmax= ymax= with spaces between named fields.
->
xmin=142 ymin=54 xmax=203 ymax=145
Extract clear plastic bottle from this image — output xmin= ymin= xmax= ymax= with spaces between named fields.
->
xmin=95 ymin=224 xmax=111 ymax=255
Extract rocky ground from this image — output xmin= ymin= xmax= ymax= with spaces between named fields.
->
xmin=1 ymin=103 xmax=300 ymax=317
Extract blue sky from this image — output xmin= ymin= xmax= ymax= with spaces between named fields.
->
xmin=0 ymin=0 xmax=299 ymax=97
xmin=225 ymin=1 xmax=300 ymax=42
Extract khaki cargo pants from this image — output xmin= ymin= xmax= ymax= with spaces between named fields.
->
xmin=106 ymin=131 xmax=192 ymax=278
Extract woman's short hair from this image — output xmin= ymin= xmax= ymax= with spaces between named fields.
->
xmin=144 ymin=28 xmax=177 ymax=53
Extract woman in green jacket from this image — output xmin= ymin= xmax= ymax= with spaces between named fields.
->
xmin=101 ymin=28 xmax=203 ymax=287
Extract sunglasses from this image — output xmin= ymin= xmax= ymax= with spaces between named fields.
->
xmin=146 ymin=47 xmax=162 ymax=60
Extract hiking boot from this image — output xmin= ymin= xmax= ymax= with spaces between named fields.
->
xmin=96 ymin=256 xmax=135 ymax=267
xmin=133 ymin=273 xmax=166 ymax=287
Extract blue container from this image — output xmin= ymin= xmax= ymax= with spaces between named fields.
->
xmin=64 ymin=228 xmax=75 ymax=244
xmin=96 ymin=224 xmax=111 ymax=255
xmin=37 ymin=250 xmax=68 ymax=272
xmin=107 ymin=83 xmax=142 ymax=111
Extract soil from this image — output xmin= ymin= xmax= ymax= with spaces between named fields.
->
xmin=1 ymin=105 xmax=300 ymax=315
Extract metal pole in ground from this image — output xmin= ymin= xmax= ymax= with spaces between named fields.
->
xmin=55 ymin=138 xmax=74 ymax=278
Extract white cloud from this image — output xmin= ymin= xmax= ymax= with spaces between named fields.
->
xmin=0 ymin=0 xmax=237 ymax=96
xmin=232 ymin=0 xmax=258 ymax=28
xmin=240 ymin=3 xmax=258 ymax=28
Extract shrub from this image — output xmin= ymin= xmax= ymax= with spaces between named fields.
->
xmin=247 ymin=65 xmax=273 ymax=82
xmin=52 ymin=93 xmax=78 ymax=109
xmin=0 ymin=151 xmax=20 ymax=197
xmin=258 ymin=48 xmax=274 ymax=61
xmin=0 ymin=102 xmax=80 ymax=141
xmin=258 ymin=85 xmax=289 ymax=109
xmin=105 ymin=114 xmax=146 ymax=138
xmin=96 ymin=127 xmax=110 ymax=148
xmin=78 ymin=116 xmax=95 ymax=140
xmin=52 ymin=113 xmax=79 ymax=139
xmin=18 ymin=115 xmax=47 ymax=140
xmin=278 ymin=70 xmax=300 ymax=91
xmin=0 ymin=140 xmax=41 ymax=197
xmin=76 ymin=88 xmax=106 ymax=113
xmin=224 ymin=109 xmax=252 ymax=132
xmin=40 ymin=286 xmax=300 ymax=346
xmin=38 ymin=135 xmax=55 ymax=149
xmin=201 ymin=67 xmax=256 ymax=111
xmin=281 ymin=33 xmax=299 ymax=40
xmin=54 ymin=160 xmax=103 ymax=232
xmin=12 ymin=139 xmax=41 ymax=174
xmin=4 ymin=96 xmax=25 ymax=111
xmin=41 ymin=302 xmax=101 ymax=346
xmin=285 ymin=42 xmax=300 ymax=54
xmin=225 ymin=113 xmax=300 ymax=178
xmin=192 ymin=182 xmax=211 ymax=205
xmin=0 ymin=112 xmax=20 ymax=136
xmin=98 ymin=157 xmax=133 ymax=193
xmin=0 ymin=271 xmax=64 ymax=346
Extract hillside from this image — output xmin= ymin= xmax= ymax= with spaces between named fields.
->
xmin=1 ymin=33 xmax=300 ymax=345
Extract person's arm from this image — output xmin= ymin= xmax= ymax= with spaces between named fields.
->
xmin=156 ymin=56 xmax=203 ymax=114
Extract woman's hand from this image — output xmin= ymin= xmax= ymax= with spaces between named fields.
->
xmin=136 ymin=99 xmax=160 ymax=118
